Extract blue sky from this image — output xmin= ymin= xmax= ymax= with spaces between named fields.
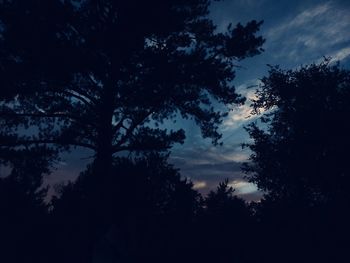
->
xmin=52 ymin=0 xmax=350 ymax=200
xmin=169 ymin=0 xmax=350 ymax=199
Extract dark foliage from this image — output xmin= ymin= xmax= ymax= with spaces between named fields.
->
xmin=244 ymin=59 xmax=350 ymax=205
xmin=0 ymin=1 xmax=265 ymax=262
xmin=50 ymin=153 xmax=201 ymax=263
xmin=0 ymin=146 xmax=53 ymax=262
xmin=2 ymin=1 xmax=349 ymax=263
xmin=0 ymin=0 xmax=264 ymax=178
xmin=196 ymin=179 xmax=255 ymax=263
xmin=49 ymin=158 xmax=256 ymax=263
xmin=243 ymin=60 xmax=350 ymax=263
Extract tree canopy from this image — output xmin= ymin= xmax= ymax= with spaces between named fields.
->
xmin=243 ymin=59 xmax=350 ymax=205
xmin=2 ymin=2 xmax=350 ymax=263
xmin=0 ymin=0 xmax=264 ymax=177
xmin=240 ymin=60 xmax=350 ymax=263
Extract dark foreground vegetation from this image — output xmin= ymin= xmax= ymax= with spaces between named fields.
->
xmin=1 ymin=61 xmax=349 ymax=263
xmin=1 ymin=1 xmax=349 ymax=262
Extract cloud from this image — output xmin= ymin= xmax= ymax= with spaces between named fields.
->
xmin=267 ymin=3 xmax=331 ymax=39
xmin=193 ymin=181 xmax=207 ymax=190
xmin=169 ymin=79 xmax=264 ymax=200
xmin=170 ymin=144 xmax=261 ymax=200
xmin=223 ymin=103 xmax=252 ymax=129
xmin=228 ymin=180 xmax=258 ymax=195
xmin=172 ymin=143 xmax=251 ymax=166
xmin=266 ymin=2 xmax=350 ymax=63
xmin=172 ymin=0 xmax=350 ymax=201
xmin=223 ymin=80 xmax=264 ymax=130
xmin=330 ymin=47 xmax=350 ymax=62
xmin=192 ymin=178 xmax=262 ymax=201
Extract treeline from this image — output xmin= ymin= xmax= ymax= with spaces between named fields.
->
xmin=1 ymin=0 xmax=350 ymax=262
xmin=1 ymin=153 xmax=253 ymax=263
xmin=1 ymin=60 xmax=349 ymax=263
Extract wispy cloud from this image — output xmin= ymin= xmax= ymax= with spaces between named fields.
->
xmin=193 ymin=180 xmax=207 ymax=190
xmin=223 ymin=80 xmax=264 ymax=130
xmin=228 ymin=180 xmax=259 ymax=195
xmin=329 ymin=47 xmax=350 ymax=62
xmin=266 ymin=2 xmax=350 ymax=63
xmin=169 ymin=143 xmax=261 ymax=200
xmin=267 ymin=3 xmax=331 ymax=39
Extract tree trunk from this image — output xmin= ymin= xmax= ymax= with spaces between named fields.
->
xmin=94 ymin=84 xmax=116 ymax=180
xmin=87 ymin=91 xmax=115 ymax=263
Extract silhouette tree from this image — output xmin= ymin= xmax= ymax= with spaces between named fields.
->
xmin=0 ymin=0 xmax=265 ymax=177
xmin=51 ymin=153 xmax=201 ymax=263
xmin=243 ymin=60 xmax=350 ymax=204
xmin=0 ymin=146 xmax=54 ymax=262
xmin=196 ymin=179 xmax=253 ymax=263
xmin=0 ymin=1 xmax=266 ymax=262
xmin=243 ymin=60 xmax=350 ymax=263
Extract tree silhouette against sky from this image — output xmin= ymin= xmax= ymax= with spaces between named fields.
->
xmin=0 ymin=2 xmax=265 ymax=262
xmin=0 ymin=0 xmax=264 ymax=178
xmin=242 ymin=60 xmax=350 ymax=263
xmin=243 ymin=59 xmax=350 ymax=205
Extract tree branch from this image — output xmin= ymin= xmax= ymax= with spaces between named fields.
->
xmin=113 ymin=144 xmax=172 ymax=153
xmin=62 ymin=90 xmax=95 ymax=108
xmin=69 ymin=83 xmax=99 ymax=105
xmin=112 ymin=116 xmax=127 ymax=135
xmin=0 ymin=112 xmax=96 ymax=128
xmin=0 ymin=139 xmax=97 ymax=150
xmin=112 ymin=111 xmax=154 ymax=152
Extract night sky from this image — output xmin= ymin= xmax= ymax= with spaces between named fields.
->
xmin=51 ymin=0 xmax=350 ymax=200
